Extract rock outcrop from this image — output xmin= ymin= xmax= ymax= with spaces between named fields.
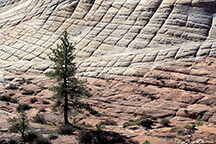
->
xmin=0 ymin=0 xmax=216 ymax=74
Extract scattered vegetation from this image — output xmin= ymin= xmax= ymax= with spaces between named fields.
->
xmin=194 ymin=115 xmax=203 ymax=126
xmin=140 ymin=119 xmax=153 ymax=128
xmin=46 ymin=120 xmax=58 ymax=126
xmin=96 ymin=122 xmax=106 ymax=130
xmin=123 ymin=120 xmax=141 ymax=128
xmin=23 ymin=132 xmax=39 ymax=142
xmin=16 ymin=103 xmax=32 ymax=112
xmin=22 ymin=132 xmax=51 ymax=143
xmin=98 ymin=119 xmax=117 ymax=126
xmin=7 ymin=111 xmax=29 ymax=139
xmin=184 ymin=124 xmax=195 ymax=130
xmin=48 ymin=133 xmax=58 ymax=140
xmin=139 ymin=111 xmax=150 ymax=120
xmin=58 ymin=124 xmax=75 ymax=135
xmin=170 ymin=124 xmax=196 ymax=135
xmin=32 ymin=113 xmax=46 ymax=124
xmin=160 ymin=119 xmax=170 ymax=127
xmin=143 ymin=140 xmax=150 ymax=144
xmin=165 ymin=98 xmax=172 ymax=101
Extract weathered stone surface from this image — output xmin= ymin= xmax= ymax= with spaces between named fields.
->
xmin=1 ymin=0 xmax=216 ymax=143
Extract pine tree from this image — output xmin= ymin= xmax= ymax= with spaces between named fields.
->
xmin=46 ymin=31 xmax=90 ymax=125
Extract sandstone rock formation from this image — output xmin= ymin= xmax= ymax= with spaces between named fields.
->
xmin=1 ymin=0 xmax=216 ymax=143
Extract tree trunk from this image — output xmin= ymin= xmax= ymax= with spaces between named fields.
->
xmin=64 ymin=90 xmax=69 ymax=125
xmin=64 ymin=48 xmax=69 ymax=125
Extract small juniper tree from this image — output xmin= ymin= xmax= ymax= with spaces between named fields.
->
xmin=46 ymin=31 xmax=90 ymax=125
xmin=7 ymin=111 xmax=29 ymax=139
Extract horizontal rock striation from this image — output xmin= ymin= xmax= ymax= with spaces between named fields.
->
xmin=0 ymin=0 xmax=215 ymax=75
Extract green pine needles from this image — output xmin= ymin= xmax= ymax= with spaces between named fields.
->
xmin=46 ymin=31 xmax=91 ymax=125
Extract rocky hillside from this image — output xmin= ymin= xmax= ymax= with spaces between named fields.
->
xmin=0 ymin=0 xmax=216 ymax=143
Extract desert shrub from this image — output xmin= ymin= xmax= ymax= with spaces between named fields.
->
xmin=7 ymin=111 xmax=29 ymax=139
xmin=30 ymin=97 xmax=38 ymax=104
xmin=165 ymin=98 xmax=172 ymax=101
xmin=123 ymin=120 xmax=140 ymax=128
xmin=194 ymin=115 xmax=203 ymax=126
xmin=140 ymin=119 xmax=153 ymax=128
xmin=139 ymin=111 xmax=150 ymax=120
xmin=170 ymin=127 xmax=182 ymax=133
xmin=33 ymin=113 xmax=46 ymax=124
xmin=143 ymin=140 xmax=150 ymax=144
xmin=8 ymin=139 xmax=18 ymax=144
xmin=160 ymin=119 xmax=170 ymax=127
xmin=32 ymin=137 xmax=51 ymax=144
xmin=58 ymin=124 xmax=75 ymax=135
xmin=16 ymin=103 xmax=32 ymax=112
xmin=99 ymin=119 xmax=117 ymax=126
xmin=46 ymin=120 xmax=58 ymax=126
xmin=184 ymin=124 xmax=195 ymax=130
xmin=48 ymin=133 xmax=58 ymax=140
xmin=0 ymin=95 xmax=11 ymax=102
xmin=71 ymin=118 xmax=81 ymax=127
xmin=96 ymin=123 xmax=105 ymax=130
xmin=24 ymin=132 xmax=39 ymax=142
xmin=76 ymin=130 xmax=98 ymax=144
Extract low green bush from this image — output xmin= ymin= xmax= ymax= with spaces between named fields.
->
xmin=143 ymin=140 xmax=150 ymax=144
xmin=184 ymin=124 xmax=195 ymax=130
xmin=48 ymin=133 xmax=58 ymax=140
xmin=160 ymin=119 xmax=170 ymax=127
xmin=194 ymin=115 xmax=203 ymax=126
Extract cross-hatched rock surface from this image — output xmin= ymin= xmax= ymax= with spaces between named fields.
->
xmin=0 ymin=0 xmax=216 ymax=75
xmin=1 ymin=0 xmax=216 ymax=143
